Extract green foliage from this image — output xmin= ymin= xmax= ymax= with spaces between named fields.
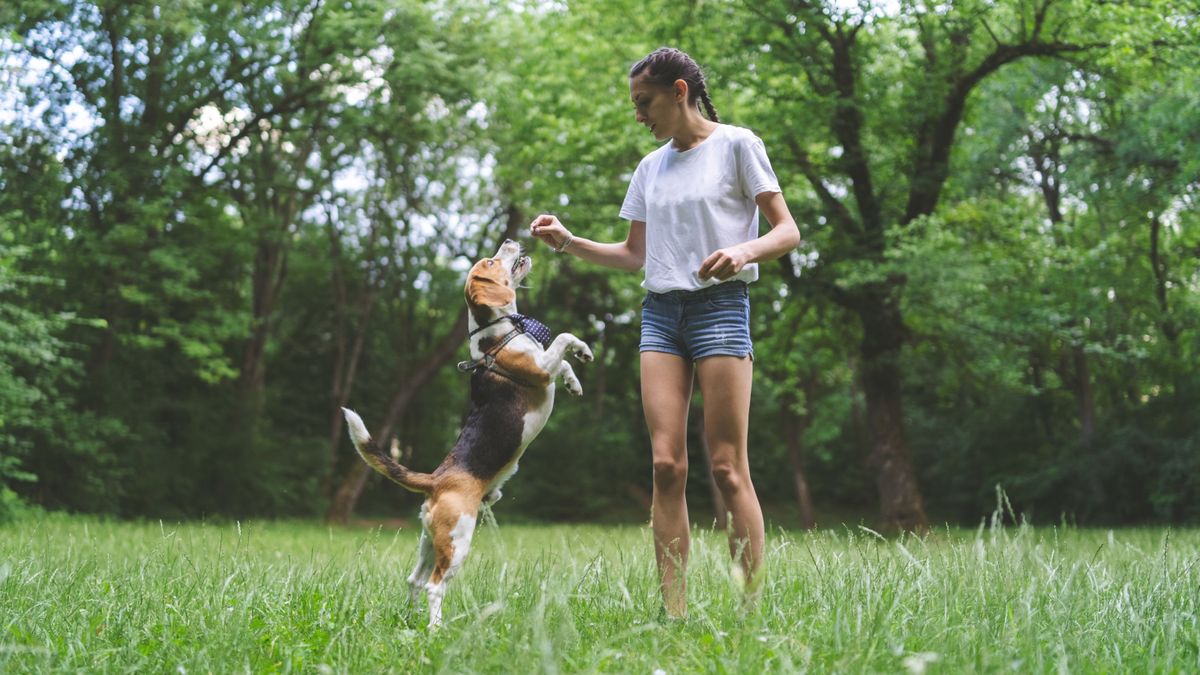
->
xmin=0 ymin=0 xmax=1197 ymax=524
xmin=0 ymin=241 xmax=108 ymax=520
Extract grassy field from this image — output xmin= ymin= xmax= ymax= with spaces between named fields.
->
xmin=1 ymin=512 xmax=1198 ymax=673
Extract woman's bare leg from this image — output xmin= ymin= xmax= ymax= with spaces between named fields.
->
xmin=696 ymin=355 xmax=764 ymax=596
xmin=641 ymin=351 xmax=694 ymax=618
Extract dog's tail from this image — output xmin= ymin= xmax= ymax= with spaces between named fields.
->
xmin=341 ymin=408 xmax=435 ymax=494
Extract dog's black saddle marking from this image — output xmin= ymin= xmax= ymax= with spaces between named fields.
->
xmin=447 ymin=369 xmax=528 ymax=477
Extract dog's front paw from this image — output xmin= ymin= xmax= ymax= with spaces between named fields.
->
xmin=573 ymin=343 xmax=594 ymax=363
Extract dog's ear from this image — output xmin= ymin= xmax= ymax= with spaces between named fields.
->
xmin=467 ymin=276 xmax=516 ymax=308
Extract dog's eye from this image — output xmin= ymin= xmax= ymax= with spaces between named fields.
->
xmin=485 ymin=260 xmax=493 ymax=266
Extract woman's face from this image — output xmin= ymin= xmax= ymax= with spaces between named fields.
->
xmin=629 ymin=73 xmax=684 ymax=142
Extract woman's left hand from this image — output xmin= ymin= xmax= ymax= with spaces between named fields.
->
xmin=699 ymin=246 xmax=750 ymax=281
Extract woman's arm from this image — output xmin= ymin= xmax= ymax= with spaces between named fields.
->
xmin=529 ymin=214 xmax=645 ymax=273
xmin=698 ymin=191 xmax=801 ymax=281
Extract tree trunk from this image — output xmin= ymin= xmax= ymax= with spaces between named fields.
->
xmin=231 ymin=218 xmax=293 ymax=453
xmin=1149 ymin=213 xmax=1180 ymax=350
xmin=1072 ymin=344 xmax=1095 ymax=442
xmin=322 ymin=212 xmax=381 ymax=499
xmin=624 ymin=482 xmax=652 ymax=511
xmin=782 ymin=389 xmax=816 ymax=530
xmin=1031 ymin=134 xmax=1097 ymax=445
xmin=846 ymin=355 xmax=869 ymax=452
xmin=858 ymin=292 xmax=929 ymax=534
xmin=327 ymin=461 xmax=372 ymax=524
xmin=1028 ymin=347 xmax=1055 ymax=438
xmin=232 ymin=146 xmax=312 ymax=448
xmin=240 ymin=237 xmax=284 ymax=398
xmin=323 ymin=313 xmax=370 ymax=498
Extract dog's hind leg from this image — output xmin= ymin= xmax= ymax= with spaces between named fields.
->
xmin=424 ymin=501 xmax=480 ymax=628
xmin=407 ymin=525 xmax=435 ymax=605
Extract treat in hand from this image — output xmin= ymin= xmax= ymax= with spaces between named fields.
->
xmin=529 ymin=214 xmax=571 ymax=251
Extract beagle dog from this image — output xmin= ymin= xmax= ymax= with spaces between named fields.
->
xmin=342 ymin=239 xmax=592 ymax=628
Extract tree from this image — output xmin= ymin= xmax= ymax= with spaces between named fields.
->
xmin=733 ymin=0 xmax=1184 ymax=532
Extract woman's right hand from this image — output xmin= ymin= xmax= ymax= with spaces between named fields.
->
xmin=529 ymin=214 xmax=571 ymax=250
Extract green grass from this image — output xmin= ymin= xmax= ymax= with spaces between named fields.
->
xmin=1 ymin=513 xmax=1198 ymax=673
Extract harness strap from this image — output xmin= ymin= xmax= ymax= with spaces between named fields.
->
xmin=456 ymin=326 xmax=524 ymax=375
xmin=459 ymin=311 xmax=555 ymax=384
xmin=469 ymin=315 xmax=512 ymax=337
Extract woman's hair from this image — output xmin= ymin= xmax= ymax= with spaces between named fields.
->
xmin=629 ymin=47 xmax=719 ymax=123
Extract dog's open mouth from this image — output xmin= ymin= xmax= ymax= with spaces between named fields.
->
xmin=511 ymin=254 xmax=529 ymax=276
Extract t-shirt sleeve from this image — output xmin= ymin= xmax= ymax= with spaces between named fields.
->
xmin=619 ymin=161 xmax=647 ymax=222
xmin=738 ymin=133 xmax=782 ymax=199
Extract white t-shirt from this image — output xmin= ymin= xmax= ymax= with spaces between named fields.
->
xmin=619 ymin=123 xmax=781 ymax=293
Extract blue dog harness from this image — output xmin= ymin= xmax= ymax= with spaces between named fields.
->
xmin=457 ymin=313 xmax=553 ymax=377
xmin=506 ymin=314 xmax=552 ymax=348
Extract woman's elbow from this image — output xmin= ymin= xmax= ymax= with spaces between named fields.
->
xmin=779 ymin=222 xmax=801 ymax=252
xmin=625 ymin=248 xmax=646 ymax=272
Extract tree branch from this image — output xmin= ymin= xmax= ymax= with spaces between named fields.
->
xmin=904 ymin=35 xmax=1108 ymax=223
xmin=784 ymin=137 xmax=860 ymax=235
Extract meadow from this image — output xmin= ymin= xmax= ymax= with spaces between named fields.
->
xmin=1 ymin=512 xmax=1198 ymax=673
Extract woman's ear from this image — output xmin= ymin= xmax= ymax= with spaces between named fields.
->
xmin=673 ymin=78 xmax=689 ymax=103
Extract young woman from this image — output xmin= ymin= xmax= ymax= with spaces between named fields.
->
xmin=530 ymin=47 xmax=800 ymax=618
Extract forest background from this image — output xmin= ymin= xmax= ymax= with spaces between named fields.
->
xmin=1 ymin=0 xmax=1197 ymax=533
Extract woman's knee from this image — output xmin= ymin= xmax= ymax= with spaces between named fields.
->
xmin=710 ymin=459 xmax=747 ymax=496
xmin=652 ymin=456 xmax=688 ymax=491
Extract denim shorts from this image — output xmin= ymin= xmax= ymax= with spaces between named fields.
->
xmin=639 ymin=281 xmax=753 ymax=361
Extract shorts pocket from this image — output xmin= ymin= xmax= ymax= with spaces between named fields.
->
xmin=705 ymin=293 xmax=747 ymax=311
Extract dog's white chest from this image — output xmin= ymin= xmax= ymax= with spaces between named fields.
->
xmin=487 ymin=383 xmax=555 ymax=493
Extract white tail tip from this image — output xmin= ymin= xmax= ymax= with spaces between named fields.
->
xmin=341 ymin=407 xmax=372 ymax=447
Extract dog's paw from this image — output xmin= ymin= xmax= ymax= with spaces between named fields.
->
xmin=564 ymin=376 xmax=584 ymax=396
xmin=573 ymin=344 xmax=594 ymax=363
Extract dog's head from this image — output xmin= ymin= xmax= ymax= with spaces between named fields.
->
xmin=465 ymin=239 xmax=530 ymax=314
